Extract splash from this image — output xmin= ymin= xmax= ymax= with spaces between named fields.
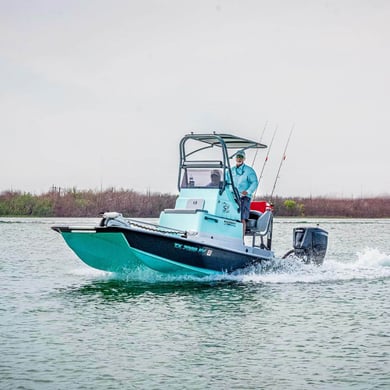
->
xmin=237 ymin=248 xmax=390 ymax=284
xmin=69 ymin=247 xmax=390 ymax=285
xmin=356 ymin=247 xmax=390 ymax=267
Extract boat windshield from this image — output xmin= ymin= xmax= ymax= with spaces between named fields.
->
xmin=178 ymin=133 xmax=267 ymax=194
xmin=181 ymin=168 xmax=224 ymax=189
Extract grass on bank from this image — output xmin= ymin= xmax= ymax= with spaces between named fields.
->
xmin=0 ymin=188 xmax=389 ymax=218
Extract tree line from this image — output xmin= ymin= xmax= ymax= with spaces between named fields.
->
xmin=0 ymin=188 xmax=389 ymax=218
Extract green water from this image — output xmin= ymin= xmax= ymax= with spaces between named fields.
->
xmin=1 ymin=218 xmax=389 ymax=389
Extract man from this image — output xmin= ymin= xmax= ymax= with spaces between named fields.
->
xmin=231 ymin=150 xmax=258 ymax=236
xmin=207 ymin=169 xmax=222 ymax=188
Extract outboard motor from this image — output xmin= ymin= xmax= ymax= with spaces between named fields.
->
xmin=289 ymin=227 xmax=328 ymax=265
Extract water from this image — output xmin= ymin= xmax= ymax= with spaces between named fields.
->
xmin=1 ymin=218 xmax=389 ymax=389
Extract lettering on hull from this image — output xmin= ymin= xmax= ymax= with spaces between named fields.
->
xmin=174 ymin=242 xmax=207 ymax=255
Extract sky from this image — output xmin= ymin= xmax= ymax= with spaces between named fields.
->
xmin=1 ymin=0 xmax=389 ymax=198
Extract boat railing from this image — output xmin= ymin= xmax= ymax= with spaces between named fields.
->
xmin=101 ymin=213 xmax=188 ymax=237
xmin=126 ymin=218 xmax=188 ymax=236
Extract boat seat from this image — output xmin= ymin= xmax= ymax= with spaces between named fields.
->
xmin=246 ymin=210 xmax=262 ymax=231
xmin=246 ymin=219 xmax=257 ymax=229
xmin=163 ymin=209 xmax=207 ymax=214
xmin=246 ymin=210 xmax=272 ymax=236
xmin=256 ymin=211 xmax=273 ymax=235
xmin=163 ymin=198 xmax=206 ymax=214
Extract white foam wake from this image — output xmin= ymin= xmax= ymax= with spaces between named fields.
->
xmin=237 ymin=247 xmax=390 ymax=284
xmin=68 ymin=248 xmax=390 ymax=285
xmin=356 ymin=247 xmax=390 ymax=267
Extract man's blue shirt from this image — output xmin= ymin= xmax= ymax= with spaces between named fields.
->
xmin=231 ymin=164 xmax=258 ymax=199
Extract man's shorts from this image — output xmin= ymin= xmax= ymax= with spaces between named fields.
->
xmin=240 ymin=196 xmax=251 ymax=220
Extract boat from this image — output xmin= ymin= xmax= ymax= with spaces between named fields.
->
xmin=52 ymin=132 xmax=328 ymax=276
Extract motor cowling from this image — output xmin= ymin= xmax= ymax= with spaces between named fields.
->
xmin=292 ymin=227 xmax=328 ymax=265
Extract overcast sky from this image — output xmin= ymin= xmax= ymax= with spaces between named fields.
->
xmin=1 ymin=0 xmax=389 ymax=198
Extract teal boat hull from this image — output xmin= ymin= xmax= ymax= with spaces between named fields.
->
xmin=54 ymin=225 xmax=271 ymax=276
xmin=61 ymin=231 xmax=143 ymax=273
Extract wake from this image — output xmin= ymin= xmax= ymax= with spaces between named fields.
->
xmin=237 ymin=247 xmax=390 ymax=284
xmin=69 ymin=247 xmax=390 ymax=285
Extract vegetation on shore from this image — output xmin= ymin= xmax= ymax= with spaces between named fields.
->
xmin=0 ymin=188 xmax=389 ymax=218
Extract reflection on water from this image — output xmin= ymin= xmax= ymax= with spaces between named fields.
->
xmin=61 ymin=278 xmax=238 ymax=299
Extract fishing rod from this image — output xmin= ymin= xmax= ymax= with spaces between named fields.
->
xmin=251 ymin=121 xmax=268 ymax=167
xmin=253 ymin=125 xmax=278 ymax=199
xmin=270 ymin=124 xmax=294 ymax=200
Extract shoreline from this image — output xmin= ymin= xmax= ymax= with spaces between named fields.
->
xmin=1 ymin=189 xmax=389 ymax=218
